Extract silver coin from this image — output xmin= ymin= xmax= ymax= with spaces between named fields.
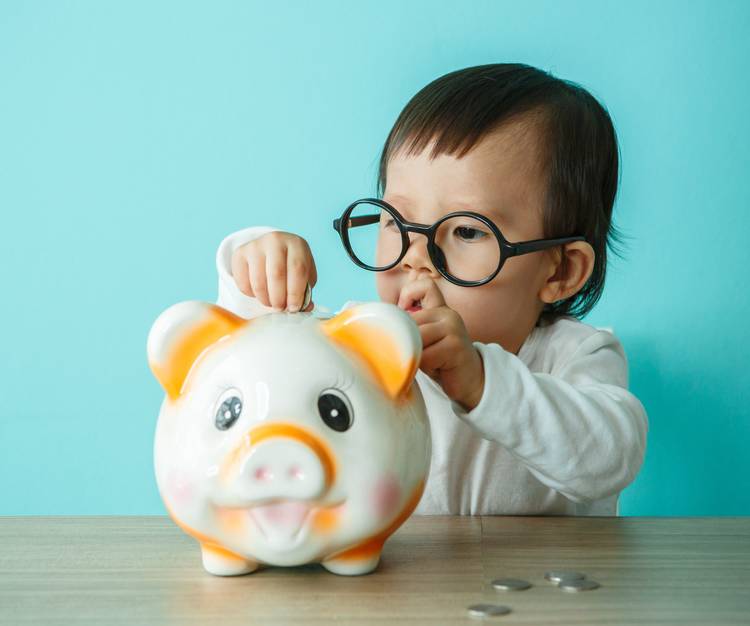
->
xmin=491 ymin=578 xmax=532 ymax=591
xmin=558 ymin=579 xmax=600 ymax=592
xmin=544 ymin=570 xmax=587 ymax=583
xmin=467 ymin=603 xmax=512 ymax=618
xmin=300 ymin=283 xmax=312 ymax=311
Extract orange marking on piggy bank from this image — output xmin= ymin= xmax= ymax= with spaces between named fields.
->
xmin=220 ymin=423 xmax=337 ymax=486
xmin=326 ymin=477 xmax=425 ymax=563
xmin=164 ymin=500 xmax=246 ymax=562
xmin=310 ymin=501 xmax=345 ymax=535
xmin=148 ymin=303 xmax=248 ymax=401
xmin=321 ymin=308 xmax=419 ymax=402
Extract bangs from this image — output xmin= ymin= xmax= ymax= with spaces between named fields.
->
xmin=377 ymin=64 xmax=555 ymax=195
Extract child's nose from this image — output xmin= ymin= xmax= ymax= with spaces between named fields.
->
xmin=400 ymin=232 xmax=438 ymax=275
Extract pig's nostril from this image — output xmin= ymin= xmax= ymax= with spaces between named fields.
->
xmin=289 ymin=466 xmax=304 ymax=480
xmin=254 ymin=467 xmax=273 ymax=481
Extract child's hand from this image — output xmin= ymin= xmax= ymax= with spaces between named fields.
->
xmin=231 ymin=231 xmax=317 ymax=312
xmin=397 ymin=278 xmax=485 ymax=411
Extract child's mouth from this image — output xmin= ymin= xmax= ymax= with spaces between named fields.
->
xmin=406 ymin=299 xmax=422 ymax=312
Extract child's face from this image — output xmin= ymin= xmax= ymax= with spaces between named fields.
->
xmin=375 ymin=117 xmax=561 ymax=355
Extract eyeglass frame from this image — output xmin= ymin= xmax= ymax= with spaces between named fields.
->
xmin=332 ymin=197 xmax=587 ymax=287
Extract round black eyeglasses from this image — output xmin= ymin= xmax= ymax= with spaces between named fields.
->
xmin=333 ymin=198 xmax=587 ymax=287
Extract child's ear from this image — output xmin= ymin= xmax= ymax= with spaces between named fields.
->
xmin=538 ymin=242 xmax=596 ymax=304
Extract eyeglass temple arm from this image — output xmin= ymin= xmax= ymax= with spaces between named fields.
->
xmin=507 ymin=235 xmax=586 ymax=257
xmin=333 ymin=214 xmax=380 ymax=231
xmin=331 ymin=215 xmax=586 ymax=258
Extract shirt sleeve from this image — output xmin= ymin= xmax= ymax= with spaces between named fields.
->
xmin=215 ymin=225 xmax=280 ymax=319
xmin=449 ymin=331 xmax=649 ymax=505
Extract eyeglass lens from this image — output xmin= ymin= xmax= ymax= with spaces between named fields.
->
xmin=344 ymin=201 xmax=502 ymax=283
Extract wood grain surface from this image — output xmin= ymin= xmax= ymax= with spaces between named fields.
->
xmin=1 ymin=515 xmax=748 ymax=625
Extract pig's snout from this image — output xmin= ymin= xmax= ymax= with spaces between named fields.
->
xmin=239 ymin=437 xmax=327 ymax=502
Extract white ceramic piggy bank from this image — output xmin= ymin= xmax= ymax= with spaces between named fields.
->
xmin=146 ymin=301 xmax=430 ymax=576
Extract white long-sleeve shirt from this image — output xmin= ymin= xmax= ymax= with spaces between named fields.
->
xmin=216 ymin=226 xmax=649 ymax=516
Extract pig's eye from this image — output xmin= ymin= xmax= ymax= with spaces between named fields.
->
xmin=317 ymin=389 xmax=353 ymax=432
xmin=215 ymin=393 xmax=243 ymax=430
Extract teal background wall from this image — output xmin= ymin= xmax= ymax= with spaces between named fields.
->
xmin=1 ymin=0 xmax=748 ymax=515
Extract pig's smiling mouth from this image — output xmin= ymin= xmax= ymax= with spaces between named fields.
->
xmin=248 ymin=500 xmax=313 ymax=545
xmin=236 ymin=499 xmax=346 ymax=550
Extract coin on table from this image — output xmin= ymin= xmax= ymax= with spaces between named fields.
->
xmin=558 ymin=579 xmax=600 ymax=592
xmin=544 ymin=570 xmax=587 ymax=583
xmin=467 ymin=603 xmax=512 ymax=618
xmin=491 ymin=578 xmax=532 ymax=591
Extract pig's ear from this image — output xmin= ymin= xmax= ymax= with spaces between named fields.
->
xmin=320 ymin=302 xmax=422 ymax=400
xmin=147 ymin=301 xmax=248 ymax=400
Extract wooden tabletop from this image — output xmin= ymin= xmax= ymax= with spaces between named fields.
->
xmin=1 ymin=515 xmax=748 ymax=625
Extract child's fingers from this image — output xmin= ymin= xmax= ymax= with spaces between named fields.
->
xmin=420 ymin=340 xmax=449 ymax=379
xmin=397 ymin=277 xmax=445 ymax=311
xmin=396 ymin=282 xmax=419 ymax=310
xmin=286 ymin=247 xmax=311 ymax=312
xmin=231 ymin=250 xmax=253 ymax=297
xmin=265 ymin=246 xmax=288 ymax=311
xmin=414 ymin=320 xmax=445 ymax=350
xmin=247 ymin=250 xmax=271 ymax=308
xmin=290 ymin=236 xmax=318 ymax=287
xmin=307 ymin=247 xmax=318 ymax=288
xmin=231 ymin=234 xmax=315 ymax=311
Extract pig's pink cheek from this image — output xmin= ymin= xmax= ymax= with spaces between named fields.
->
xmin=371 ymin=475 xmax=402 ymax=519
xmin=165 ymin=469 xmax=194 ymax=508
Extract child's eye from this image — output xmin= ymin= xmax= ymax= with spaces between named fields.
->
xmin=453 ymin=225 xmax=488 ymax=241
xmin=383 ymin=218 xmax=399 ymax=230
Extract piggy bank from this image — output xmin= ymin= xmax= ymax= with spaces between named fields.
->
xmin=146 ymin=301 xmax=430 ymax=576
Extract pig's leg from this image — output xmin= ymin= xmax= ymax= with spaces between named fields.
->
xmin=200 ymin=543 xmax=260 ymax=576
xmin=321 ymin=543 xmax=383 ymax=576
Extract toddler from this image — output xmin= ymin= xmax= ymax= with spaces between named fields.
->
xmin=215 ymin=63 xmax=648 ymax=516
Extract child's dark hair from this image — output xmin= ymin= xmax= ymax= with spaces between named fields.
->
xmin=376 ymin=63 xmax=628 ymax=325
